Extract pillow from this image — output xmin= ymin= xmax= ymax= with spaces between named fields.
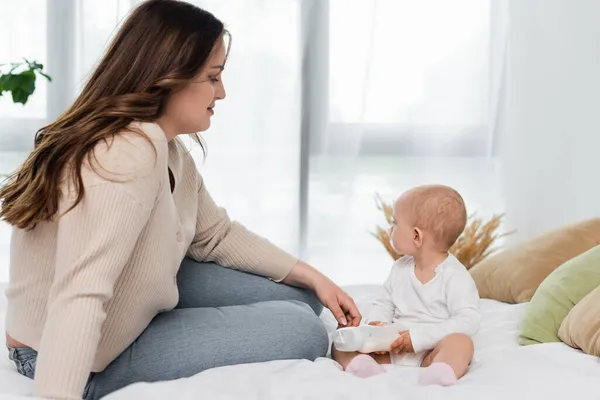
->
xmin=558 ymin=285 xmax=600 ymax=356
xmin=469 ymin=218 xmax=600 ymax=303
xmin=518 ymin=244 xmax=600 ymax=346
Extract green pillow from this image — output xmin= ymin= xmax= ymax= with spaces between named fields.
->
xmin=519 ymin=244 xmax=600 ymax=346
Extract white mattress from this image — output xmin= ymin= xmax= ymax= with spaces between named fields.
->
xmin=1 ymin=284 xmax=600 ymax=400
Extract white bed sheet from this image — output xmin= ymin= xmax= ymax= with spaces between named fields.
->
xmin=1 ymin=284 xmax=599 ymax=400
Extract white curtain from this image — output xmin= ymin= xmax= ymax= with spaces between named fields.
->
xmin=307 ymin=0 xmax=503 ymax=285
xmin=4 ymin=0 xmax=599 ymax=286
xmin=1 ymin=0 xmax=503 ymax=284
xmin=499 ymin=0 xmax=600 ymax=244
xmin=0 ymin=0 xmax=302 ymax=282
xmin=185 ymin=0 xmax=302 ymax=255
xmin=0 ymin=1 xmax=47 ymax=120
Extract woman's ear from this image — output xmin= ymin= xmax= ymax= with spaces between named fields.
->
xmin=413 ymin=227 xmax=424 ymax=248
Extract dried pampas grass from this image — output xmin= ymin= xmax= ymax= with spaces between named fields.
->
xmin=371 ymin=193 xmax=511 ymax=269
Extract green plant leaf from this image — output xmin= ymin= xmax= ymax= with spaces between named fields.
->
xmin=38 ymin=71 xmax=52 ymax=82
xmin=19 ymin=70 xmax=36 ymax=94
xmin=0 ymin=59 xmax=51 ymax=104
xmin=2 ymin=71 xmax=36 ymax=104
xmin=0 ymin=74 xmax=8 ymax=91
xmin=11 ymin=88 xmax=30 ymax=104
xmin=0 ymin=74 xmax=20 ymax=91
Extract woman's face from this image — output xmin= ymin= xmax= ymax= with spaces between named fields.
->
xmin=161 ymin=40 xmax=227 ymax=136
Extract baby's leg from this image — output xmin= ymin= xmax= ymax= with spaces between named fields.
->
xmin=419 ymin=333 xmax=474 ymax=386
xmin=331 ymin=343 xmax=390 ymax=378
xmin=331 ymin=343 xmax=361 ymax=370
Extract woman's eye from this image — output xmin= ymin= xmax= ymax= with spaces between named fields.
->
xmin=209 ymin=77 xmax=220 ymax=83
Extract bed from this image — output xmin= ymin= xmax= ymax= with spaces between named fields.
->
xmin=1 ymin=284 xmax=599 ymax=400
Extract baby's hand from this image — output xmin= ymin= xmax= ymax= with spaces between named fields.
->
xmin=390 ymin=330 xmax=414 ymax=354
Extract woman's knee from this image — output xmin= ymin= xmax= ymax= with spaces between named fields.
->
xmin=302 ymin=292 xmax=324 ymax=316
xmin=275 ymin=301 xmax=329 ymax=360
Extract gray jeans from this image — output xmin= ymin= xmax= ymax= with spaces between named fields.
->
xmin=8 ymin=258 xmax=329 ymax=399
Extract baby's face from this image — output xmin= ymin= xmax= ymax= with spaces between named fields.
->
xmin=390 ymin=196 xmax=418 ymax=256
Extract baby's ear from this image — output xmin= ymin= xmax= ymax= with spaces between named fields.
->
xmin=413 ymin=227 xmax=424 ymax=247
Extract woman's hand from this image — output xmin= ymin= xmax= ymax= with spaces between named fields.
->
xmin=282 ymin=260 xmax=362 ymax=327
xmin=313 ymin=276 xmax=362 ymax=328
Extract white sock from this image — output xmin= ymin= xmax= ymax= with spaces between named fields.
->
xmin=345 ymin=354 xmax=386 ymax=378
xmin=418 ymin=362 xmax=458 ymax=386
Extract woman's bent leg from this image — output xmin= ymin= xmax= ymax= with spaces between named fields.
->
xmin=84 ymin=300 xmax=329 ymax=400
xmin=176 ymin=258 xmax=322 ymax=315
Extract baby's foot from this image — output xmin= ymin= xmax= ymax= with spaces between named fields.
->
xmin=345 ymin=354 xmax=386 ymax=378
xmin=418 ymin=362 xmax=458 ymax=386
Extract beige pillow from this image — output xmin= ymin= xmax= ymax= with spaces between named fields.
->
xmin=469 ymin=218 xmax=600 ymax=303
xmin=558 ymin=285 xmax=600 ymax=356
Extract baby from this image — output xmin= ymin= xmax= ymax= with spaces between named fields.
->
xmin=332 ymin=184 xmax=481 ymax=386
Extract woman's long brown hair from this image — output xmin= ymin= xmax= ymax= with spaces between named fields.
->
xmin=0 ymin=0 xmax=229 ymax=230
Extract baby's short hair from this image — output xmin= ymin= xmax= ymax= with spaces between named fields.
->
xmin=403 ymin=185 xmax=467 ymax=250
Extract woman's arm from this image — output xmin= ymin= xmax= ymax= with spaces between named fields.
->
xmin=187 ymin=172 xmax=298 ymax=281
xmin=186 ymin=172 xmax=361 ymax=326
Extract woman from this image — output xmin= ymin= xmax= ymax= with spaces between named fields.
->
xmin=0 ymin=1 xmax=361 ymax=399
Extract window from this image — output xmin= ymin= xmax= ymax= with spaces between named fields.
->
xmin=0 ymin=0 xmax=47 ymax=119
xmin=306 ymin=0 xmax=500 ymax=285
xmin=0 ymin=0 xmax=135 ymax=150
xmin=0 ymin=0 xmax=502 ymax=285
xmin=327 ymin=0 xmax=490 ymax=156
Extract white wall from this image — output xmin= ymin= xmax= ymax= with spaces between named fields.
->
xmin=500 ymin=0 xmax=600 ymax=243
